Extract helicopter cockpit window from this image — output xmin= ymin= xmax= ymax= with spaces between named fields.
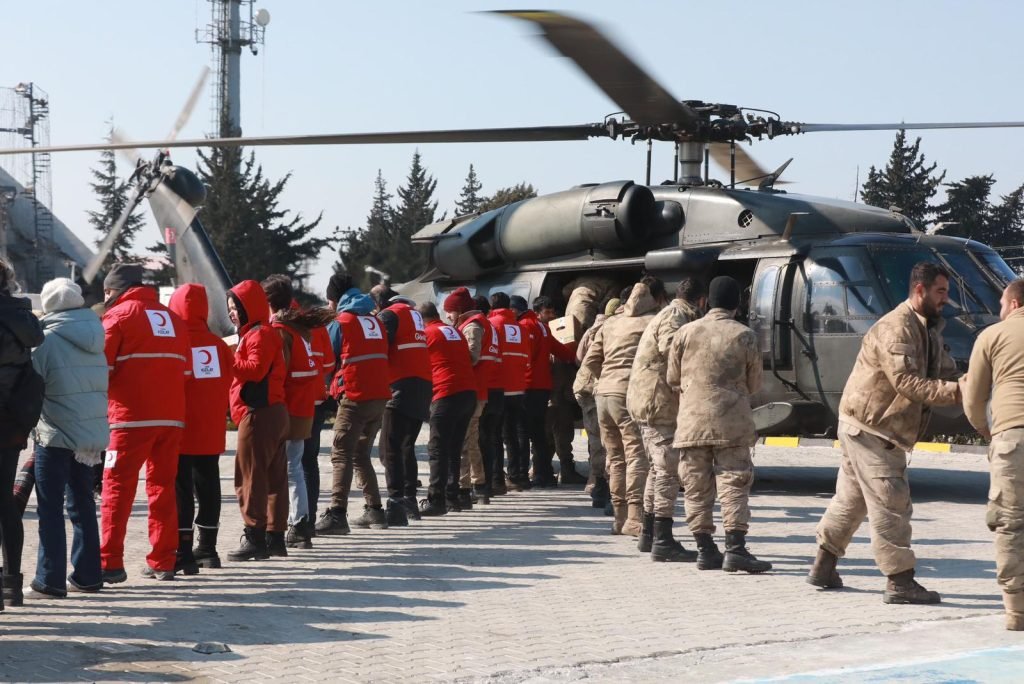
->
xmin=972 ymin=249 xmax=1018 ymax=288
xmin=869 ymin=247 xmax=988 ymax=320
xmin=805 ymin=252 xmax=883 ymax=334
xmin=938 ymin=250 xmax=1001 ymax=314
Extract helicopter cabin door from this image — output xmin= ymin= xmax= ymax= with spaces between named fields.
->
xmin=747 ymin=257 xmax=796 ymax=405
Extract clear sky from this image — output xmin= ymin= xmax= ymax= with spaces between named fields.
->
xmin=2 ymin=0 xmax=1023 ymax=292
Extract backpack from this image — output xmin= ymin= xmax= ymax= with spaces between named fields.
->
xmin=5 ymin=362 xmax=45 ymax=438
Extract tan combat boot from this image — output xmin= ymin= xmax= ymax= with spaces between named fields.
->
xmin=1004 ymin=591 xmax=1024 ymax=631
xmin=611 ymin=502 xmax=627 ymax=535
xmin=806 ymin=546 xmax=843 ymax=589
xmin=621 ymin=503 xmax=643 ymax=537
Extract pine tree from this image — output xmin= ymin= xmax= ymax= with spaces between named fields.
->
xmin=860 ymin=130 xmax=946 ymax=228
xmin=478 ymin=182 xmax=537 ymax=212
xmin=87 ymin=131 xmax=145 ymax=273
xmin=335 ymin=170 xmax=395 ymax=284
xmin=197 ymin=144 xmax=332 ymax=292
xmin=387 ymin=151 xmax=437 ymax=282
xmin=454 ymin=164 xmax=484 ymax=216
xmin=933 ymin=175 xmax=996 ymax=240
xmin=987 ymin=183 xmax=1024 ymax=248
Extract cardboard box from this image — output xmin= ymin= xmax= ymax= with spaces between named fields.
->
xmin=549 ymin=314 xmax=581 ymax=345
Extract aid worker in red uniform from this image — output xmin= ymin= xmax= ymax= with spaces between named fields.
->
xmin=316 ymin=286 xmax=391 ymax=535
xmin=168 ymin=283 xmax=232 ymax=575
xmin=225 ymin=280 xmax=289 ymax=562
xmin=374 ymin=288 xmax=433 ymax=527
xmin=512 ymin=295 xmax=577 ymax=487
xmin=100 ymin=264 xmax=189 ymax=583
xmin=489 ymin=292 xmax=531 ymax=492
xmin=444 ymin=288 xmax=501 ymax=508
xmin=418 ymin=302 xmax=478 ymax=517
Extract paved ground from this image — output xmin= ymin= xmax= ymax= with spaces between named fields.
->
xmin=0 ymin=432 xmax=1017 ymax=682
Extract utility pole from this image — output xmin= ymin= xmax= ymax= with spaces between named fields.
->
xmin=196 ymin=1 xmax=269 ymax=138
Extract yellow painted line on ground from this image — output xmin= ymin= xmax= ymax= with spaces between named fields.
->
xmin=764 ymin=436 xmax=800 ymax=448
xmin=913 ymin=442 xmax=952 ymax=453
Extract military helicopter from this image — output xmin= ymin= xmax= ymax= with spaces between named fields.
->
xmin=2 ymin=11 xmax=1023 ymax=438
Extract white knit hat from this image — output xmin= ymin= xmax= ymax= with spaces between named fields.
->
xmin=40 ymin=277 xmax=85 ymax=314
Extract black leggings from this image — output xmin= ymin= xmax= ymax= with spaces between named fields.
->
xmin=302 ymin=401 xmax=334 ymax=519
xmin=0 ymin=447 xmax=23 ymax=575
xmin=175 ymin=455 xmax=222 ymax=531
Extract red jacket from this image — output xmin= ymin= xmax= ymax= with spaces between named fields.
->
xmin=330 ymin=311 xmax=391 ymax=402
xmin=518 ymin=310 xmax=576 ymax=391
xmin=272 ymin=317 xmax=321 ymax=419
xmin=168 ymin=284 xmax=233 ymax=455
xmin=459 ymin=314 xmax=502 ymax=399
xmin=424 ymin=319 xmax=476 ymax=401
xmin=309 ymin=325 xmax=335 ymax=405
xmin=228 ymin=281 xmax=286 ymax=425
xmin=490 ymin=308 xmax=530 ymax=394
xmin=384 ymin=302 xmax=431 ymax=383
xmin=103 ymin=286 xmax=189 ymax=430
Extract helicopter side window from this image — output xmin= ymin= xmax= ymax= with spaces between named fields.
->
xmin=870 ymin=247 xmax=987 ymax=320
xmin=805 ymin=252 xmax=883 ymax=335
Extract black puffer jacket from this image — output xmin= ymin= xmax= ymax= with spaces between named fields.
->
xmin=0 ymin=294 xmax=45 ymax=445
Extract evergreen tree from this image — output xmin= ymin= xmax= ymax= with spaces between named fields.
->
xmin=860 ymin=130 xmax=945 ymax=227
xmin=335 ymin=170 xmax=395 ymax=285
xmin=454 ymin=164 xmax=484 ymax=215
xmin=197 ymin=144 xmax=331 ymax=292
xmin=933 ymin=175 xmax=995 ymax=240
xmin=987 ymin=183 xmax=1024 ymax=248
xmin=387 ymin=151 xmax=436 ymax=282
xmin=478 ymin=182 xmax=537 ymax=212
xmin=87 ymin=132 xmax=145 ymax=273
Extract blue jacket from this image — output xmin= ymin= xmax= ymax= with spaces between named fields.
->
xmin=31 ymin=308 xmax=110 ymax=451
xmin=327 ymin=288 xmax=376 ymax=361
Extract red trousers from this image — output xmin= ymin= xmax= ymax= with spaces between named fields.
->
xmin=101 ymin=427 xmax=182 ymax=572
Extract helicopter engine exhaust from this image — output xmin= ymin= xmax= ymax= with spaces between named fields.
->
xmin=423 ymin=181 xmax=683 ymax=280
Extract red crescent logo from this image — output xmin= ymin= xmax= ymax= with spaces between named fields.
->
xmin=153 ymin=311 xmax=167 ymax=327
xmin=199 ymin=349 xmax=212 ymax=364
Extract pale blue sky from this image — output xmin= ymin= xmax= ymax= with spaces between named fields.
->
xmin=2 ymin=0 xmax=1023 ymax=289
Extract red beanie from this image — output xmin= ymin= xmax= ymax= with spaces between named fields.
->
xmin=443 ymin=287 xmax=474 ymax=314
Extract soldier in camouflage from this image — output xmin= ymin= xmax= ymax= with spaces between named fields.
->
xmin=667 ymin=276 xmax=771 ymax=574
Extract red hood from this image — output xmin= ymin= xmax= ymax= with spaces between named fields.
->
xmin=517 ymin=310 xmax=538 ymax=324
xmin=229 ymin=280 xmax=270 ymax=332
xmin=490 ymin=308 xmax=517 ymax=324
xmin=168 ymin=283 xmax=209 ymax=325
xmin=114 ymin=286 xmax=158 ymax=307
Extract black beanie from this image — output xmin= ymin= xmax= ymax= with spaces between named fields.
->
xmin=103 ymin=263 xmax=144 ymax=292
xmin=708 ymin=276 xmax=740 ymax=311
xmin=326 ymin=273 xmax=353 ymax=302
xmin=509 ymin=295 xmax=529 ymax=313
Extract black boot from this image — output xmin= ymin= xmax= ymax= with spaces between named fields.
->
xmin=403 ymin=496 xmax=422 ymax=521
xmin=559 ymin=459 xmax=587 ymax=485
xmin=2 ymin=573 xmax=23 ymax=607
xmin=175 ymin=529 xmax=201 ymax=576
xmin=315 ymin=507 xmax=351 ymax=536
xmin=651 ymin=518 xmax=698 ymax=562
xmin=457 ymin=488 xmax=474 ymax=511
xmin=591 ymin=478 xmax=610 ymax=509
xmin=694 ymin=533 xmax=724 ymax=570
xmin=474 ymin=484 xmax=491 ymax=506
xmin=722 ymin=530 xmax=772 ymax=574
xmin=227 ymin=527 xmax=268 ymax=562
xmin=491 ymin=475 xmax=508 ymax=496
xmin=637 ymin=511 xmax=655 ymax=553
xmin=418 ymin=497 xmax=447 ymax=517
xmin=286 ymin=518 xmax=314 ymax=549
xmin=266 ymin=531 xmax=288 ymax=557
xmin=193 ymin=527 xmax=222 ymax=569
xmin=386 ymin=498 xmax=409 ymax=527
xmin=883 ymin=569 xmax=941 ymax=605
xmin=807 ymin=546 xmax=843 ymax=589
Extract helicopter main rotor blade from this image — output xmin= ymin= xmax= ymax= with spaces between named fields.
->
xmin=0 ymin=124 xmax=609 ymax=156
xmin=82 ymin=182 xmax=145 ymax=284
xmin=167 ymin=66 xmax=211 ymax=142
xmin=708 ymin=143 xmax=776 ymax=187
xmin=792 ymin=121 xmax=1024 ymax=134
xmin=492 ymin=10 xmax=699 ymax=129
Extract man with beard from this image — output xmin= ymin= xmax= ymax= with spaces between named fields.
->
xmin=810 ymin=262 xmax=961 ymax=604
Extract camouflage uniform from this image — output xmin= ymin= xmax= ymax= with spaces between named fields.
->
xmin=563 ymin=276 xmax=617 ymax=332
xmin=573 ymin=315 xmax=607 ymax=484
xmin=817 ymin=301 xmax=960 ymax=576
xmin=626 ymin=298 xmax=700 ymax=518
xmin=666 ymin=309 xmax=761 ymax=534
xmin=962 ymin=306 xmax=1024 ymax=628
xmin=581 ymin=285 xmax=660 ymax=533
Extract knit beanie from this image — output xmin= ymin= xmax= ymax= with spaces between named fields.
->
xmin=509 ymin=295 xmax=529 ymax=313
xmin=103 ymin=263 xmax=144 ymax=292
xmin=604 ymin=298 xmax=621 ymax=316
xmin=443 ymin=287 xmax=475 ymax=314
xmin=708 ymin=276 xmax=740 ymax=311
xmin=40 ymin=277 xmax=85 ymax=314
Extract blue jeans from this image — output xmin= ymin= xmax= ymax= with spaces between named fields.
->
xmin=33 ymin=445 xmax=102 ymax=594
xmin=286 ymin=439 xmax=308 ymax=525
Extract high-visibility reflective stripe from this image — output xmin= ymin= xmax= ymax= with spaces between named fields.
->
xmin=503 ymin=351 xmax=529 ymax=358
xmin=342 ymin=352 xmax=388 ymax=366
xmin=184 ymin=371 xmax=193 ymax=376
xmin=290 ymin=370 xmax=320 ymax=378
xmin=479 ymin=354 xmax=501 ymax=362
xmin=396 ymin=342 xmax=427 ymax=350
xmin=110 ymin=420 xmax=185 ymax=429
xmin=115 ymin=352 xmax=188 ymax=362
xmin=504 ymin=390 xmax=525 ymax=396
xmin=310 ymin=351 xmax=325 ymax=357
